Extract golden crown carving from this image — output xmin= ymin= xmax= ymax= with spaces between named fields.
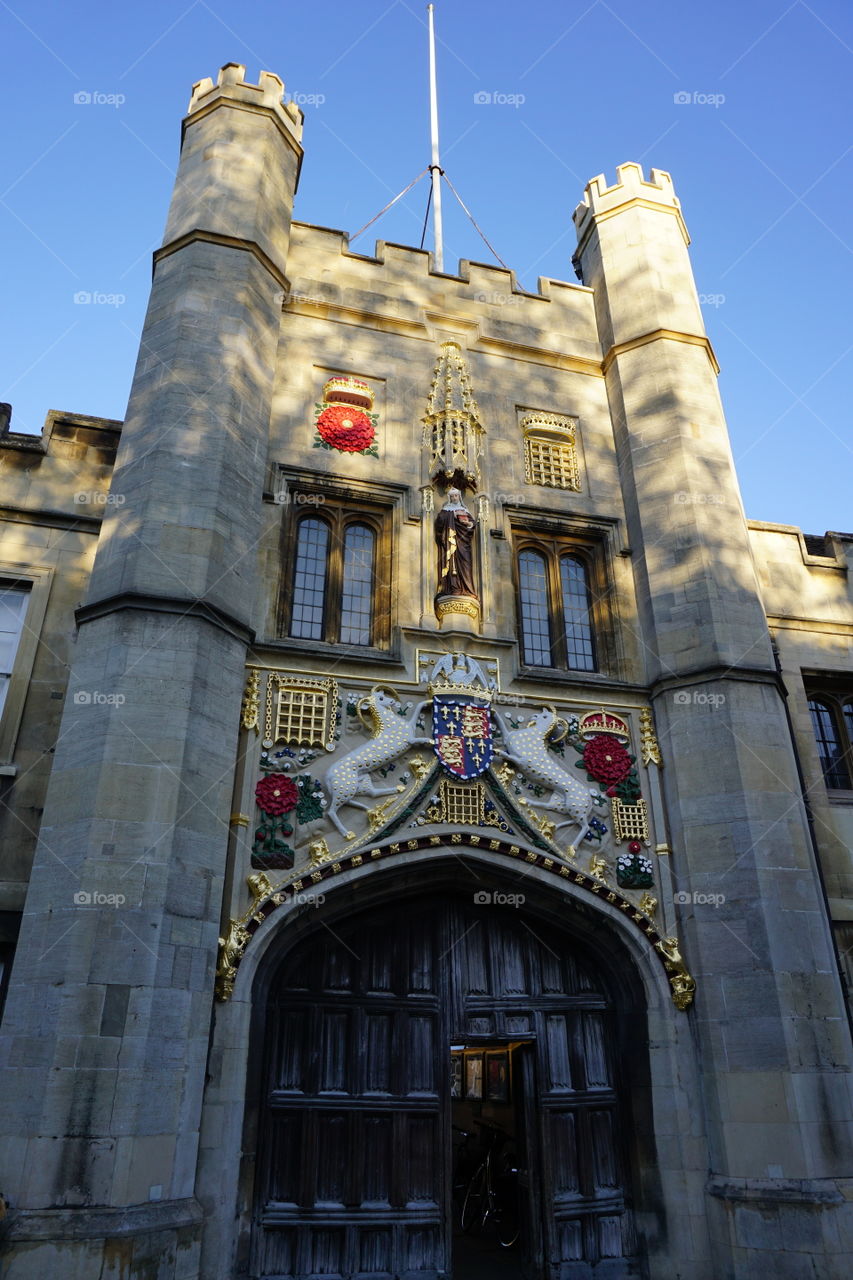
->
xmin=322 ymin=376 xmax=374 ymax=410
xmin=578 ymin=708 xmax=630 ymax=741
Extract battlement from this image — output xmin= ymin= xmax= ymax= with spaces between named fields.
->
xmin=573 ymin=162 xmax=687 ymax=247
xmin=289 ymin=220 xmax=592 ymax=301
xmin=187 ymin=63 xmax=303 ymax=142
xmin=284 ymin=221 xmax=601 ymax=357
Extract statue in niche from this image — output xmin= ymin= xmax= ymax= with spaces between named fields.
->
xmin=434 ymin=488 xmax=478 ymax=603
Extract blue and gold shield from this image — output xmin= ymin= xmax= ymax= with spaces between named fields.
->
xmin=432 ymin=696 xmax=493 ymax=779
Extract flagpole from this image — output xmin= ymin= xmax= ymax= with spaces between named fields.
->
xmin=427 ymin=3 xmax=444 ymax=271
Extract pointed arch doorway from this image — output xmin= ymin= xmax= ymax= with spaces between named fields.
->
xmin=248 ymin=886 xmax=645 ymax=1279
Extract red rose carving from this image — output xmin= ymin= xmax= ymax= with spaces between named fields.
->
xmin=255 ymin=774 xmax=299 ymax=816
xmin=316 ymin=404 xmax=376 ymax=453
xmin=582 ymin=735 xmax=633 ymax=786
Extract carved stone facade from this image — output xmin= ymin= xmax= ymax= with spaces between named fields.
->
xmin=0 ymin=64 xmax=851 ymax=1280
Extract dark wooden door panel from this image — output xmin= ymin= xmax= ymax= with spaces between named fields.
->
xmin=254 ymin=908 xmax=448 ymax=1279
xmin=252 ymin=896 xmax=638 ymax=1279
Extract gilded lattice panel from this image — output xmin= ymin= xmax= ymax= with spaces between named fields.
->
xmin=440 ymin=778 xmax=485 ymax=826
xmin=264 ymin=675 xmax=338 ymax=749
xmin=610 ymin=797 xmax=650 ymax=845
xmin=521 ymin=412 xmax=580 ymax=492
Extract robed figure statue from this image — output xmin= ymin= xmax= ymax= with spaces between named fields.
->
xmin=434 ymin=488 xmax=478 ymax=603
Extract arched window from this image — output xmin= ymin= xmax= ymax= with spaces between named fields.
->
xmin=290 ymin=517 xmax=329 ymax=641
xmin=515 ymin=539 xmax=600 ymax=672
xmin=518 ymin=549 xmax=551 ymax=666
xmin=808 ymin=696 xmax=853 ymax=790
xmin=284 ymin=502 xmax=388 ymax=648
xmin=560 ymin=554 xmax=596 ymax=672
xmin=341 ymin=524 xmax=375 ymax=646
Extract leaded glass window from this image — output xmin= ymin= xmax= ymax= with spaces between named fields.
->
xmin=290 ymin=518 xmax=329 ymax=640
xmin=515 ymin=538 xmax=601 ymax=673
xmin=519 ymin=549 xmax=551 ymax=666
xmin=341 ymin=524 xmax=375 ymax=646
xmin=283 ymin=500 xmax=389 ymax=648
xmin=560 ymin=555 xmax=596 ymax=672
xmin=808 ymin=697 xmax=852 ymax=790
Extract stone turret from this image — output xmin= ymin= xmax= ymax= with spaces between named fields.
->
xmin=0 ymin=65 xmax=302 ymax=1280
xmin=575 ymin=163 xmax=853 ymax=1277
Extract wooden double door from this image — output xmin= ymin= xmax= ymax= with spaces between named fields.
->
xmin=251 ymin=895 xmax=641 ymax=1279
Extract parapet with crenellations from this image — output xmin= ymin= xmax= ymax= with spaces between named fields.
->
xmin=186 ymin=62 xmax=303 ymax=143
xmin=573 ymin=162 xmax=689 ymax=255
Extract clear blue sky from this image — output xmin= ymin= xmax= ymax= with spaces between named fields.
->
xmin=2 ymin=0 xmax=851 ymax=534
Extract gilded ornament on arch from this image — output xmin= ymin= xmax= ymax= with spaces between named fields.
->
xmin=495 ymin=761 xmax=515 ymax=787
xmin=530 ymin=811 xmax=556 ymax=841
xmin=215 ymin=920 xmax=251 ymax=1002
xmin=409 ymin=755 xmax=431 ymax=781
xmin=670 ymin=970 xmax=696 ymax=1012
xmin=367 ymin=797 xmax=396 ymax=833
xmin=639 ymin=892 xmax=658 ymax=917
xmin=657 ymin=936 xmax=682 ymax=965
xmin=308 ymin=836 xmax=332 ymax=866
xmin=215 ymin=872 xmax=278 ymax=1001
xmin=246 ymin=872 xmax=275 ymax=911
xmin=588 ymin=854 xmax=608 ymax=881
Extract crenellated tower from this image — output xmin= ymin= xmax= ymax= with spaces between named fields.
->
xmin=575 ymin=161 xmax=853 ymax=1276
xmin=0 ymin=65 xmax=302 ymax=1279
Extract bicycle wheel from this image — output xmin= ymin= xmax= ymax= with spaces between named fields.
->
xmin=496 ymin=1204 xmax=520 ymax=1248
xmin=460 ymin=1162 xmax=488 ymax=1234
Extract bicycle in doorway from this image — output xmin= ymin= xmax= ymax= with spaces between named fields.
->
xmin=459 ymin=1123 xmax=521 ymax=1248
